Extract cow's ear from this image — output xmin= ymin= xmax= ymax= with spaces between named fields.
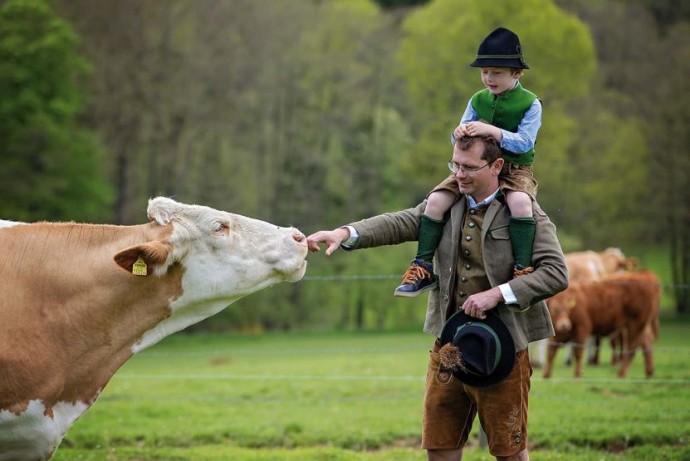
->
xmin=114 ymin=241 xmax=171 ymax=276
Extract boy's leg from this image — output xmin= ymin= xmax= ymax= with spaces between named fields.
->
xmin=394 ymin=214 xmax=445 ymax=297
xmin=394 ymin=190 xmax=455 ymax=297
xmin=506 ymin=190 xmax=535 ymax=277
xmin=510 ymin=216 xmax=536 ymax=273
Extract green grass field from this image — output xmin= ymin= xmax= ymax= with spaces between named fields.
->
xmin=53 ymin=318 xmax=690 ymax=460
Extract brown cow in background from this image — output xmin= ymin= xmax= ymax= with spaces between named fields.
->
xmin=565 ymin=247 xmax=639 ymax=365
xmin=530 ymin=248 xmax=636 ymax=367
xmin=543 ymin=269 xmax=660 ymax=379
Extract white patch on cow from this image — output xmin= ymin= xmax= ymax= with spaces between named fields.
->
xmin=0 ymin=399 xmax=91 ymax=461
xmin=584 ymin=260 xmax=600 ymax=278
xmin=0 ymin=220 xmax=22 ymax=228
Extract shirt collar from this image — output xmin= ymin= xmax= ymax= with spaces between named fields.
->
xmin=467 ymin=187 xmax=500 ymax=209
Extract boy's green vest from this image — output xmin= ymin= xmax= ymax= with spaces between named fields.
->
xmin=470 ymin=82 xmax=538 ymax=166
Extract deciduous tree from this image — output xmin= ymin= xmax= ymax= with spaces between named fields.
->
xmin=0 ymin=0 xmax=111 ymax=221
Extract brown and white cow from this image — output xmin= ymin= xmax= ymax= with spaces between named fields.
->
xmin=543 ymin=270 xmax=660 ymax=379
xmin=0 ymin=197 xmax=309 ymax=461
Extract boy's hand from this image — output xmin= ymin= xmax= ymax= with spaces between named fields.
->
xmin=464 ymin=121 xmax=501 ymax=141
xmin=454 ymin=124 xmax=470 ymax=139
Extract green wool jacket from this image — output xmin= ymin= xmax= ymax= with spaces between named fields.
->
xmin=471 ymin=82 xmax=538 ymax=166
xmin=347 ymin=196 xmax=568 ymax=351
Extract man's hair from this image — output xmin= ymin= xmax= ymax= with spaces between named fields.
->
xmin=455 ymin=135 xmax=502 ymax=163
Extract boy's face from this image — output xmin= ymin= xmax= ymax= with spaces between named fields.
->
xmin=480 ymin=67 xmax=521 ymax=95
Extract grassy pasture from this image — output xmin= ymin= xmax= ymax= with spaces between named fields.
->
xmin=54 ymin=318 xmax=690 ymax=460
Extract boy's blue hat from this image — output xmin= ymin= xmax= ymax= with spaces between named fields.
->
xmin=470 ymin=27 xmax=529 ymax=69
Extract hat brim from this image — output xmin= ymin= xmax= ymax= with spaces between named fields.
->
xmin=470 ymin=58 xmax=529 ymax=69
xmin=439 ymin=310 xmax=516 ymax=388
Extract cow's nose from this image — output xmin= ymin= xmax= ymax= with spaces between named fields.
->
xmin=555 ymin=319 xmax=572 ymax=333
xmin=293 ymin=232 xmax=307 ymax=245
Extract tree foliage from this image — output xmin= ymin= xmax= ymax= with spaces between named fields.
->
xmin=395 ymin=0 xmax=596 ymax=211
xmin=0 ymin=0 xmax=111 ymax=221
xmin=2 ymin=0 xmax=687 ymax=323
xmin=557 ymin=0 xmax=689 ymax=312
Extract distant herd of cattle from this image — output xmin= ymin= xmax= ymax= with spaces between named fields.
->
xmin=539 ymin=247 xmax=661 ymax=379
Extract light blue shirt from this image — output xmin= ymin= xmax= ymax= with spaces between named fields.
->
xmin=450 ymin=89 xmax=542 ymax=155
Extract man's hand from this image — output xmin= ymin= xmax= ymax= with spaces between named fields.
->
xmin=460 ymin=287 xmax=504 ymax=319
xmin=307 ymin=227 xmax=350 ymax=256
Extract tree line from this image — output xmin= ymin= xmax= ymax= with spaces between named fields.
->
xmin=0 ymin=0 xmax=688 ymax=328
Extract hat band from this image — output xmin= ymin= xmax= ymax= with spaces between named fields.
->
xmin=475 ymin=54 xmax=523 ymax=59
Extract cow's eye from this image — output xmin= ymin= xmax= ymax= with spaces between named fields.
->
xmin=212 ymin=222 xmax=229 ymax=234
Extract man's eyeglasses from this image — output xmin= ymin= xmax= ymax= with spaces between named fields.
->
xmin=447 ymin=161 xmax=493 ymax=175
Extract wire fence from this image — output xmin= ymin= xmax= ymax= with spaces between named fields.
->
xmin=302 ymin=273 xmax=690 ymax=290
xmin=117 ymin=343 xmax=690 ymax=387
xmin=112 ymin=372 xmax=690 ymax=386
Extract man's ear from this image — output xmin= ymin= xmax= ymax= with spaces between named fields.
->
xmin=114 ymin=241 xmax=172 ymax=276
xmin=492 ymin=157 xmax=505 ymax=174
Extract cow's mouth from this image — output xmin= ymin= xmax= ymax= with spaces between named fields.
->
xmin=280 ymin=259 xmax=307 ymax=283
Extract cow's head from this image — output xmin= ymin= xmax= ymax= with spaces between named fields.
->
xmin=600 ymin=247 xmax=628 ymax=273
xmin=547 ymin=290 xmax=577 ymax=334
xmin=114 ymin=197 xmax=308 ymax=351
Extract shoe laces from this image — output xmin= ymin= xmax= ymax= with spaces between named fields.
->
xmin=513 ymin=266 xmax=534 ymax=277
xmin=401 ymin=264 xmax=431 ymax=284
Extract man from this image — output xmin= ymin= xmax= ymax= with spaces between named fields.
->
xmin=307 ymin=135 xmax=568 ymax=460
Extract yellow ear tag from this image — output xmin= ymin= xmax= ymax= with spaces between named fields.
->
xmin=132 ymin=257 xmax=148 ymax=276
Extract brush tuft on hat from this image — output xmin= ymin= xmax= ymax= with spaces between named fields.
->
xmin=439 ymin=343 xmax=464 ymax=371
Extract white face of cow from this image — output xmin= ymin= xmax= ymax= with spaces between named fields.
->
xmin=127 ymin=197 xmax=309 ymax=351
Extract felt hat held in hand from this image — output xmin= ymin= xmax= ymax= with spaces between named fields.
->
xmin=439 ymin=309 xmax=516 ymax=388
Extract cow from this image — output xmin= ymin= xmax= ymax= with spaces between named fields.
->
xmin=543 ymin=270 xmax=660 ymax=379
xmin=0 ymin=197 xmax=309 ymax=461
xmin=530 ymin=247 xmax=636 ymax=368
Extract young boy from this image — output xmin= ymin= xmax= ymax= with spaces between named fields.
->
xmin=395 ymin=27 xmax=542 ymax=297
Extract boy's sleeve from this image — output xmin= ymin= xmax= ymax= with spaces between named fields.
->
xmin=450 ymin=100 xmax=478 ymax=145
xmin=499 ymin=99 xmax=542 ymax=154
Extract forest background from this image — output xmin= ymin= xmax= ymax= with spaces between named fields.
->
xmin=1 ymin=0 xmax=689 ymax=332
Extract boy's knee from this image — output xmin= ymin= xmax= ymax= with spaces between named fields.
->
xmin=425 ymin=191 xmax=455 ymax=218
xmin=506 ymin=192 xmax=532 ymax=217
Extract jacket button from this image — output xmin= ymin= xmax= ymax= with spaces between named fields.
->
xmin=465 ymin=235 xmax=472 ymax=241
xmin=459 ymin=292 xmax=466 ymax=298
xmin=465 ymin=263 xmax=471 ymax=270
xmin=461 ymin=277 xmax=468 ymax=282
xmin=464 ymin=250 xmax=470 ymax=257
xmin=468 ymin=222 xmax=476 ymax=228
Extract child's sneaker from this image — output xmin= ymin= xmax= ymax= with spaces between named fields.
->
xmin=394 ymin=259 xmax=437 ymax=297
xmin=513 ymin=264 xmax=534 ymax=278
